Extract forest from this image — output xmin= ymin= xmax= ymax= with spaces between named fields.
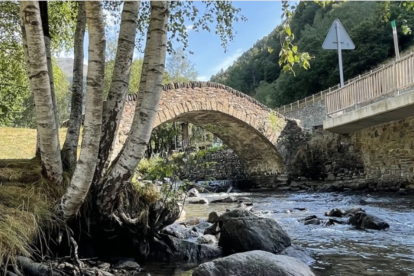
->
xmin=210 ymin=1 xmax=414 ymax=108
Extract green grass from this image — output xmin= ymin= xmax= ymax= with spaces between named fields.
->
xmin=0 ymin=127 xmax=70 ymax=159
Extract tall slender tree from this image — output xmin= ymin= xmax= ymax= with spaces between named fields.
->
xmin=61 ymin=2 xmax=86 ymax=172
xmin=60 ymin=1 xmax=105 ymax=220
xmin=97 ymin=1 xmax=169 ymax=217
xmin=20 ymin=1 xmax=63 ymax=184
xmin=93 ymin=1 xmax=140 ymax=186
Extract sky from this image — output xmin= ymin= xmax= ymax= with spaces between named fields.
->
xmin=60 ymin=1 xmax=284 ymax=82
xmin=182 ymin=1 xmax=284 ymax=81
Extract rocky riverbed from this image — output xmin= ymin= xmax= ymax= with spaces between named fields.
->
xmin=139 ymin=190 xmax=414 ymax=276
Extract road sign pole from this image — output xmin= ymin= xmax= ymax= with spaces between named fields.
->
xmin=336 ymin=21 xmax=344 ymax=88
xmin=391 ymin=20 xmax=400 ymax=61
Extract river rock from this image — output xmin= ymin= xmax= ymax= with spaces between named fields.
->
xmin=187 ymin=197 xmax=209 ymax=204
xmin=218 ymin=210 xmax=291 ymax=254
xmin=207 ymin=211 xmax=222 ymax=223
xmin=112 ymin=259 xmax=140 ymax=270
xmin=280 ymin=245 xmax=315 ymax=265
xmin=225 ymin=202 xmax=253 ymax=213
xmin=210 ymin=196 xmax=237 ymax=203
xmin=181 ymin=217 xmax=202 ymax=226
xmin=348 ymin=211 xmax=390 ymax=230
xmin=197 ymin=234 xmax=218 ymax=245
xmin=161 ymin=222 xmax=197 ymax=239
xmin=187 ymin=188 xmax=200 ymax=197
xmin=192 ymin=250 xmax=315 ymax=276
xmin=162 ymin=234 xmax=222 ymax=262
xmin=192 ymin=221 xmax=213 ymax=234
xmin=236 ymin=196 xmax=253 ymax=205
xmin=325 ymin=207 xmax=363 ymax=217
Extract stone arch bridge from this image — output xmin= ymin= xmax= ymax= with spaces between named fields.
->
xmin=117 ymin=82 xmax=288 ymax=175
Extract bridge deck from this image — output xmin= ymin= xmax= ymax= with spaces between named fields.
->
xmin=324 ymin=88 xmax=414 ymax=134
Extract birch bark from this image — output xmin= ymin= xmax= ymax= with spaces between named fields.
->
xmin=62 ymin=2 xmax=86 ymax=172
xmin=20 ymin=2 xmax=63 ymax=184
xmin=60 ymin=1 xmax=105 ymax=220
xmin=93 ymin=1 xmax=140 ymax=185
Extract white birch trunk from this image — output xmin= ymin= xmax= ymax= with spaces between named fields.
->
xmin=20 ymin=2 xmax=63 ymax=184
xmin=97 ymin=1 xmax=169 ymax=216
xmin=60 ymin=1 xmax=105 ymax=220
xmin=39 ymin=1 xmax=58 ymax=130
xmin=93 ymin=1 xmax=140 ymax=185
xmin=62 ymin=2 xmax=86 ymax=172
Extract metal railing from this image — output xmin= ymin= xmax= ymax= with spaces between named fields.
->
xmin=276 ymin=52 xmax=414 ymax=116
xmin=326 ymin=52 xmax=414 ymax=116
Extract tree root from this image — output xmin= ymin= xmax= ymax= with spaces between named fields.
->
xmin=70 ymin=236 xmax=83 ymax=269
xmin=16 ymin=256 xmax=65 ymax=276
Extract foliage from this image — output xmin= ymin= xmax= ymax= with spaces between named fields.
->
xmin=276 ymin=1 xmax=313 ymax=75
xmin=165 ymin=48 xmax=198 ymax=83
xmin=0 ymin=1 xmax=77 ymax=53
xmin=148 ymin=123 xmax=180 ymax=158
xmin=137 ymin=154 xmax=178 ymax=181
xmin=0 ymin=44 xmax=31 ymax=126
xmin=53 ymin=59 xmax=71 ymax=125
xmin=0 ymin=54 xmax=71 ymax=128
xmin=104 ymin=38 xmax=144 ymax=96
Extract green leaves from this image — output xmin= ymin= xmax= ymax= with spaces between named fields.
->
xmin=167 ymin=1 xmax=246 ymax=54
xmin=278 ymin=1 xmax=314 ymax=75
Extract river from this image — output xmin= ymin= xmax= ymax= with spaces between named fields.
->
xmin=140 ymin=191 xmax=414 ymax=276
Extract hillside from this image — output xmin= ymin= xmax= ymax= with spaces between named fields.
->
xmin=56 ymin=57 xmax=88 ymax=81
xmin=210 ymin=2 xmax=414 ymax=108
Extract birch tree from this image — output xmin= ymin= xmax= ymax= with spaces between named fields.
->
xmin=93 ymin=1 xmax=140 ymax=186
xmin=60 ymin=1 xmax=105 ymax=220
xmin=19 ymin=2 xmax=63 ymax=184
xmin=61 ymin=2 xmax=86 ymax=172
xmin=97 ymin=1 xmax=169 ymax=217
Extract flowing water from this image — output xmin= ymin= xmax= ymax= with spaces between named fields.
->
xmin=140 ymin=191 xmax=414 ymax=276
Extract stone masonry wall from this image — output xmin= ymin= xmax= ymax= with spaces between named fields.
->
xmin=281 ymin=99 xmax=326 ymax=130
xmin=178 ymin=149 xmax=248 ymax=181
xmin=351 ymin=115 xmax=414 ymax=190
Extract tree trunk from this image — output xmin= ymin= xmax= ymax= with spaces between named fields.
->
xmin=20 ymin=2 xmax=63 ymax=184
xmin=62 ymin=2 xmax=86 ymax=173
xmin=97 ymin=1 xmax=169 ymax=217
xmin=93 ymin=1 xmax=140 ymax=186
xmin=20 ymin=22 xmax=41 ymax=159
xmin=39 ymin=1 xmax=58 ymax=130
xmin=60 ymin=1 xmax=105 ymax=221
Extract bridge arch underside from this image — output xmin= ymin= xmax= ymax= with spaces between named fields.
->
xmin=155 ymin=110 xmax=285 ymax=175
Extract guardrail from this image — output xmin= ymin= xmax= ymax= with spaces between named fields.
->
xmin=326 ymin=52 xmax=414 ymax=116
xmin=276 ymin=52 xmax=414 ymax=116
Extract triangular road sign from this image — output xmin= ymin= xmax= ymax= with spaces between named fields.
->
xmin=322 ymin=19 xmax=355 ymax=50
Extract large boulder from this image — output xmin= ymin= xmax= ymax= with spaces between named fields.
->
xmin=218 ymin=210 xmax=291 ymax=254
xmin=162 ymin=234 xmax=222 ymax=262
xmin=192 ymin=250 xmax=315 ymax=276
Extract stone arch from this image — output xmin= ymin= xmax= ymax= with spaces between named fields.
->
xmin=118 ymin=82 xmax=287 ymax=175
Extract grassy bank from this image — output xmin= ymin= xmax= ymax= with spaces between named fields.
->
xmin=0 ymin=127 xmax=70 ymax=159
